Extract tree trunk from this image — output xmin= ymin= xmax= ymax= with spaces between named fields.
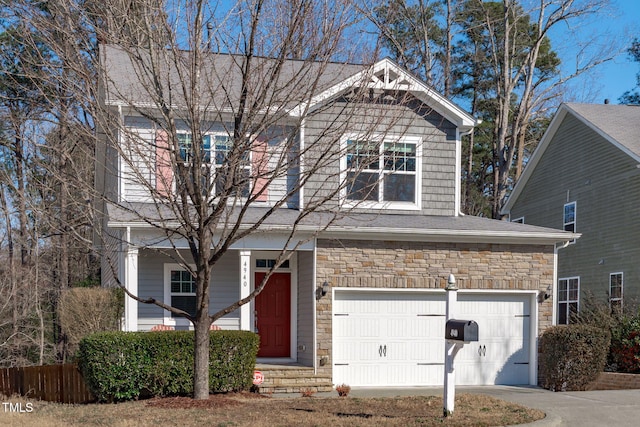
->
xmin=193 ymin=310 xmax=211 ymax=399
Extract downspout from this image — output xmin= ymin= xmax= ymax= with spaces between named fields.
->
xmin=456 ymin=125 xmax=478 ymax=217
xmin=312 ymin=238 xmax=318 ymax=374
xmin=552 ymin=240 xmax=572 ymax=325
xmin=118 ymin=104 xmax=124 ymax=203
xmin=298 ymin=118 xmax=305 ymax=211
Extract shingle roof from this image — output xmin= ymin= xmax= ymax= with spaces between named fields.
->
xmin=107 ymin=203 xmax=576 ymax=245
xmin=100 ymin=44 xmax=368 ymax=110
xmin=564 ymin=103 xmax=640 ymax=158
xmin=99 ymin=45 xmax=477 ymax=129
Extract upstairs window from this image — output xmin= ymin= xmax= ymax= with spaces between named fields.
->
xmin=558 ymin=277 xmax=579 ymax=324
xmin=610 ymin=272 xmax=623 ymax=311
xmin=175 ymin=132 xmax=250 ymax=198
xmin=343 ymin=135 xmax=421 ymax=209
xmin=563 ymin=202 xmax=576 ymax=243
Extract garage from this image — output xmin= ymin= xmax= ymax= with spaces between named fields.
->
xmin=332 ymin=289 xmax=536 ymax=387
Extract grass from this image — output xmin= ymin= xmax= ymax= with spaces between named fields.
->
xmin=0 ymin=392 xmax=545 ymax=427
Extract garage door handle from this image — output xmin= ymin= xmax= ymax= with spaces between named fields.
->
xmin=383 ymin=345 xmax=387 ymax=357
xmin=478 ymin=345 xmax=486 ymax=357
xmin=379 ymin=345 xmax=383 ymax=357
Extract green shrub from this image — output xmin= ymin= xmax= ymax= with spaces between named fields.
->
xmin=539 ymin=325 xmax=610 ymax=391
xmin=78 ymin=330 xmax=259 ymax=402
xmin=576 ymin=294 xmax=640 ymax=372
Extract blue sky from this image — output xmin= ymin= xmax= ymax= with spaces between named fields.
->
xmin=578 ymin=0 xmax=640 ymax=103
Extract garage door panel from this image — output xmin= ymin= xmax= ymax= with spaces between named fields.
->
xmin=333 ymin=291 xmax=533 ymax=387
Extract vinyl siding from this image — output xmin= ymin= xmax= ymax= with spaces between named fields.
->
xmin=120 ymin=116 xmax=295 ymax=206
xmin=509 ymin=113 xmax=640 ymax=304
xmin=137 ymin=248 xmax=241 ymax=330
xmin=303 ymin=96 xmax=457 ymax=216
xmin=296 ymin=251 xmax=314 ymax=366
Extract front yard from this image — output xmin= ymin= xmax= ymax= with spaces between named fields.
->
xmin=2 ymin=392 xmax=544 ymax=426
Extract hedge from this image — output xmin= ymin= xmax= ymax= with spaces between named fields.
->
xmin=77 ymin=330 xmax=259 ymax=402
xmin=539 ymin=324 xmax=610 ymax=391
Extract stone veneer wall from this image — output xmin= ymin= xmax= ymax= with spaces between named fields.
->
xmin=314 ymin=239 xmax=555 ymax=379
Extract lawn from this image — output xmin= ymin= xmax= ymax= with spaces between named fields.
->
xmin=1 ymin=392 xmax=545 ymax=426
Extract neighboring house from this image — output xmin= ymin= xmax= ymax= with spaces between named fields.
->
xmin=96 ymin=45 xmax=574 ymax=389
xmin=502 ymin=103 xmax=640 ymax=324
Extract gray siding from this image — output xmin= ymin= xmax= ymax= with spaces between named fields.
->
xmin=297 ymin=251 xmax=314 ymax=366
xmin=137 ymin=248 xmax=241 ymax=330
xmin=510 ymin=113 xmax=640 ymax=304
xmin=120 ymin=115 xmax=296 ymax=207
xmin=304 ymin=95 xmax=458 ymax=216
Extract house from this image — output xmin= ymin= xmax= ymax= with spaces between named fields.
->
xmin=502 ymin=103 xmax=640 ymax=324
xmin=96 ymin=44 xmax=575 ymax=390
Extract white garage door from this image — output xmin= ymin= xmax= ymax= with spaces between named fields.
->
xmin=332 ymin=290 xmax=532 ymax=387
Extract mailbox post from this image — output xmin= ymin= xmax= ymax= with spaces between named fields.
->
xmin=443 ymin=274 xmax=479 ymax=417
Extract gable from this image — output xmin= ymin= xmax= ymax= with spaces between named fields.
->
xmin=289 ymin=58 xmax=476 ymax=132
xmin=502 ymin=103 xmax=640 ymax=216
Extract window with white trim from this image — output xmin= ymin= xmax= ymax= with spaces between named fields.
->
xmin=176 ymin=132 xmax=250 ymax=197
xmin=558 ymin=277 xmax=579 ymax=324
xmin=343 ymin=135 xmax=421 ymax=209
xmin=511 ymin=217 xmax=524 ymax=224
xmin=610 ymin=272 xmax=623 ymax=310
xmin=563 ymin=202 xmax=576 ymax=243
xmin=170 ymin=269 xmax=196 ymax=318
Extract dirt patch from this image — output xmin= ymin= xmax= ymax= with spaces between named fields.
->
xmin=12 ymin=392 xmax=545 ymax=427
xmin=146 ymin=391 xmax=266 ymax=409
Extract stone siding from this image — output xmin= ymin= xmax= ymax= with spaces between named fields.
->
xmin=314 ymin=239 xmax=556 ymax=379
xmin=587 ymin=372 xmax=640 ymax=390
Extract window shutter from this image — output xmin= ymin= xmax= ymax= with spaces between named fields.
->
xmin=155 ymin=129 xmax=172 ymax=197
xmin=252 ymin=136 xmax=269 ymax=202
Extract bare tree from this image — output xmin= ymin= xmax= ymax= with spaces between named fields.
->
xmin=477 ymin=0 xmax=615 ymax=218
xmin=14 ymin=0 xmax=431 ymax=398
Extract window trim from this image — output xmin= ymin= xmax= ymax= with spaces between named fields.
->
xmin=174 ymin=131 xmax=252 ymax=199
xmin=557 ymin=276 xmax=580 ymax=325
xmin=563 ymin=201 xmax=576 ymax=243
xmin=340 ymin=133 xmax=422 ymax=211
xmin=609 ymin=272 xmax=623 ymax=310
xmin=511 ymin=216 xmax=524 ymax=224
xmin=163 ymin=263 xmax=197 ymax=326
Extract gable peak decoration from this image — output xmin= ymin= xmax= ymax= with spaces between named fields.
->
xmin=288 ymin=58 xmax=476 ymax=131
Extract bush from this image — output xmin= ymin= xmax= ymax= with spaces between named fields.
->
xmin=58 ymin=287 xmax=123 ymax=359
xmin=539 ymin=324 xmax=610 ymax=391
xmin=576 ymin=293 xmax=640 ymax=372
xmin=78 ymin=330 xmax=259 ymax=402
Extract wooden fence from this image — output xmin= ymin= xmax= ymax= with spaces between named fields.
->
xmin=0 ymin=363 xmax=95 ymax=404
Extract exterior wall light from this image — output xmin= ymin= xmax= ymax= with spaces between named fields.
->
xmin=316 ymin=281 xmax=330 ymax=300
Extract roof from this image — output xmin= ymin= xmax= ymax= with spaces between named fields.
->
xmin=99 ymin=44 xmax=476 ymax=130
xmin=501 ymin=103 xmax=640 ymax=214
xmin=107 ymin=203 xmax=576 ymax=246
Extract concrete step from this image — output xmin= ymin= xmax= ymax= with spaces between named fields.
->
xmin=254 ymin=364 xmax=333 ymax=394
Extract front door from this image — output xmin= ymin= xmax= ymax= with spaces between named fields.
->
xmin=255 ymin=272 xmax=291 ymax=357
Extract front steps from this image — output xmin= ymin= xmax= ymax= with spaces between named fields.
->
xmin=254 ymin=363 xmax=333 ymax=394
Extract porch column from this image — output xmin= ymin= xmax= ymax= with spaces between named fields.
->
xmin=124 ymin=246 xmax=139 ymax=331
xmin=239 ymin=250 xmax=251 ymax=330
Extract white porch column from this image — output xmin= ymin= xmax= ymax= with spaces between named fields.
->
xmin=124 ymin=246 xmax=139 ymax=331
xmin=239 ymin=250 xmax=251 ymax=330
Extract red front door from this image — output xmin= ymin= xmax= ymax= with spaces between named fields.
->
xmin=255 ymin=272 xmax=291 ymax=357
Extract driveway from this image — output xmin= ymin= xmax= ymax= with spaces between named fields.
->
xmin=467 ymin=386 xmax=640 ymax=426
xmin=345 ymin=386 xmax=640 ymax=426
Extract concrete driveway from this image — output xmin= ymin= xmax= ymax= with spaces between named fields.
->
xmin=467 ymin=386 xmax=640 ymax=426
xmin=345 ymin=386 xmax=640 ymax=426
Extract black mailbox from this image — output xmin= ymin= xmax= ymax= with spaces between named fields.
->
xmin=445 ymin=319 xmax=479 ymax=342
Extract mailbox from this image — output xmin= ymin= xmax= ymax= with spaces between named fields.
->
xmin=445 ymin=319 xmax=478 ymax=343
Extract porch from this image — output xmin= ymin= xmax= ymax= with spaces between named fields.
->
xmin=120 ymin=243 xmax=317 ymax=365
